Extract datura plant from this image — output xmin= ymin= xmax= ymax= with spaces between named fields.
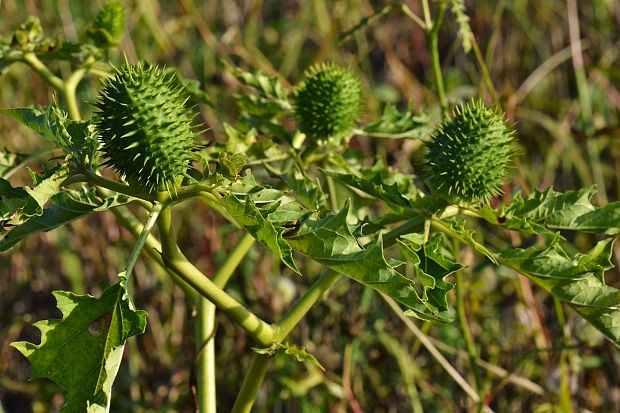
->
xmin=1 ymin=2 xmax=619 ymax=413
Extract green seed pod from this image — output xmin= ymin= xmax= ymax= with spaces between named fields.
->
xmin=424 ymin=100 xmax=516 ymax=203
xmin=87 ymin=0 xmax=126 ymax=48
xmin=95 ymin=62 xmax=198 ymax=193
xmin=293 ymin=62 xmax=363 ymax=141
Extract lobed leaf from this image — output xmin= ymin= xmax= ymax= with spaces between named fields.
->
xmin=361 ymin=102 xmax=429 ymax=139
xmin=398 ymin=233 xmax=461 ymax=312
xmin=1 ymin=106 xmax=97 ymax=164
xmin=323 ymin=170 xmax=413 ymax=209
xmin=0 ymin=186 xmax=131 ymax=251
xmin=11 ymin=276 xmax=147 ymax=412
xmin=286 ymin=203 xmax=452 ymax=321
xmin=498 ymin=239 xmax=620 ymax=347
xmin=481 ymin=186 xmax=620 ymax=235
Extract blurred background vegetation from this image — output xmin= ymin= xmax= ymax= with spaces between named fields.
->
xmin=1 ymin=0 xmax=619 ymax=412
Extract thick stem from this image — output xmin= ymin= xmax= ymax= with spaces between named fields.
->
xmin=63 ymin=170 xmax=158 ymax=202
xmin=195 ymin=233 xmax=255 ymax=413
xmin=110 ymin=203 xmax=197 ymax=299
xmin=195 ymin=297 xmax=217 ymax=413
xmin=157 ymin=208 xmax=273 ymax=346
xmin=230 ymin=354 xmax=271 ymax=413
xmin=22 ymin=52 xmax=64 ymax=91
xmin=63 ymin=67 xmax=87 ymax=121
xmin=274 ymin=271 xmax=341 ymax=341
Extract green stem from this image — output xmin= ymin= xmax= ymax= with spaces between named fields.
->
xmin=420 ymin=0 xmax=433 ymax=27
xmin=454 ymin=252 xmax=483 ymax=405
xmin=196 ymin=232 xmax=255 ymax=413
xmin=230 ymin=354 xmax=271 ymax=413
xmin=553 ymin=298 xmax=574 ymax=412
xmin=123 ymin=203 xmax=162 ymax=276
xmin=63 ymin=170 xmax=158 ymax=202
xmin=195 ymin=297 xmax=217 ymax=413
xmin=274 ymin=271 xmax=341 ymax=341
xmin=63 ymin=64 xmax=89 ymax=121
xmin=22 ymin=52 xmax=64 ymax=91
xmin=427 ymin=2 xmax=448 ymax=117
xmin=213 ymin=232 xmax=256 ymax=288
xmin=470 ymin=36 xmax=499 ymax=106
xmin=110 ymin=202 xmax=198 ymax=300
xmin=157 ymin=207 xmax=274 ymax=346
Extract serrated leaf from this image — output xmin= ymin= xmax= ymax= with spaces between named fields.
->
xmin=0 ymin=178 xmax=39 ymax=228
xmin=217 ymin=152 xmax=247 ymax=179
xmin=398 ymin=233 xmax=461 ymax=311
xmin=222 ymin=188 xmax=301 ymax=275
xmin=1 ymin=106 xmax=97 ymax=164
xmin=439 ymin=218 xmax=498 ymax=264
xmin=224 ymin=62 xmax=289 ymax=102
xmin=286 ymin=203 xmax=452 ymax=321
xmin=482 ymin=187 xmax=620 ymax=235
xmin=281 ymin=342 xmax=325 ymax=371
xmin=0 ymin=187 xmax=131 ymax=251
xmin=25 ymin=164 xmax=69 ymax=209
xmin=11 ymin=275 xmax=147 ymax=412
xmin=361 ymin=102 xmax=429 ymax=139
xmin=0 ymin=164 xmax=68 ymax=232
xmin=498 ymin=239 xmax=620 ymax=347
xmin=323 ymin=170 xmax=412 ymax=209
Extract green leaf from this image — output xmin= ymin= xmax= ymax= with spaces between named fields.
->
xmin=25 ymin=164 xmax=69 ymax=209
xmin=217 ymin=152 xmax=247 ymax=179
xmin=361 ymin=102 xmax=429 ymax=139
xmin=222 ymin=186 xmax=301 ymax=275
xmin=286 ymin=203 xmax=452 ymax=321
xmin=482 ymin=187 xmax=620 ymax=235
xmin=281 ymin=342 xmax=325 ymax=371
xmin=0 ymin=164 xmax=68 ymax=232
xmin=224 ymin=62 xmax=289 ymax=102
xmin=323 ymin=170 xmax=412 ymax=209
xmin=1 ymin=106 xmax=97 ymax=165
xmin=0 ymin=187 xmax=131 ymax=251
xmin=0 ymin=178 xmax=39 ymax=228
xmin=11 ymin=276 xmax=147 ymax=412
xmin=498 ymin=239 xmax=620 ymax=347
xmin=398 ymin=233 xmax=461 ymax=312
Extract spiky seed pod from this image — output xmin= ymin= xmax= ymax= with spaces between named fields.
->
xmin=293 ymin=62 xmax=363 ymax=141
xmin=94 ymin=62 xmax=198 ymax=193
xmin=87 ymin=0 xmax=126 ymax=48
xmin=424 ymin=100 xmax=516 ymax=203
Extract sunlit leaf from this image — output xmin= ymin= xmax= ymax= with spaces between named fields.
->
xmin=398 ymin=233 xmax=460 ymax=311
xmin=498 ymin=239 xmax=620 ymax=347
xmin=286 ymin=203 xmax=452 ymax=321
xmin=361 ymin=102 xmax=429 ymax=139
xmin=481 ymin=187 xmax=620 ymax=235
xmin=0 ymin=187 xmax=131 ymax=251
xmin=11 ymin=275 xmax=147 ymax=412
